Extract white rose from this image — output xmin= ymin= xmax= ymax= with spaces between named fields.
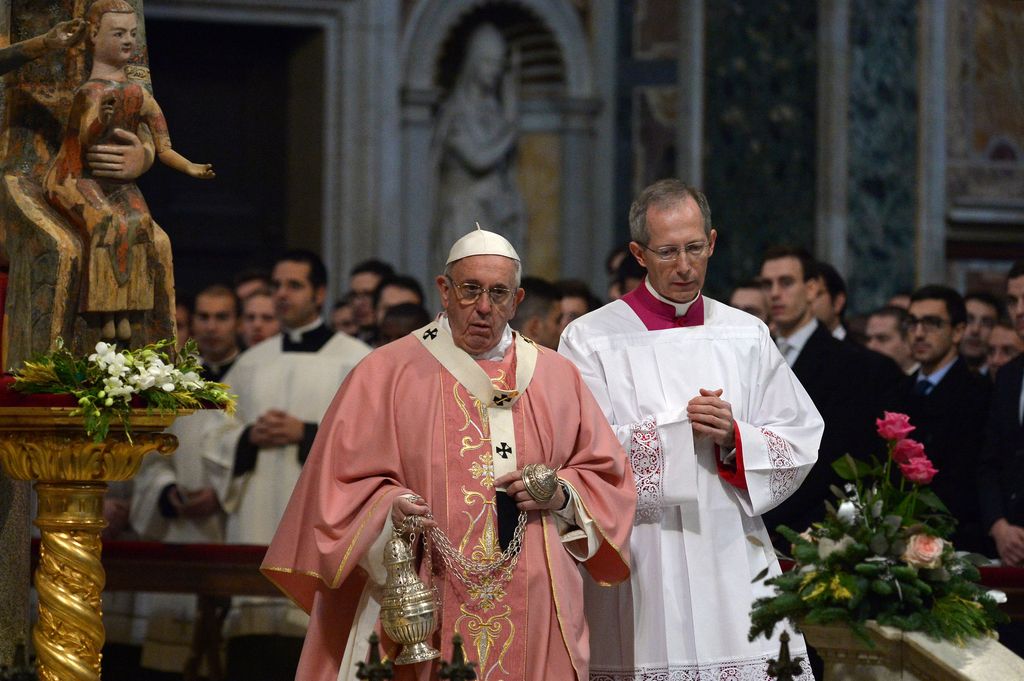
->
xmin=836 ymin=501 xmax=858 ymax=525
xmin=986 ymin=590 xmax=1007 ymax=604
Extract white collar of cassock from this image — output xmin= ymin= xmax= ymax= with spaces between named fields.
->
xmin=285 ymin=317 xmax=325 ymax=344
xmin=438 ymin=314 xmax=513 ymax=361
xmin=644 ymin=278 xmax=700 ymax=316
xmin=202 ymin=349 xmax=239 ymax=373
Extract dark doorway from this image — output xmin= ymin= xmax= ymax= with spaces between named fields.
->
xmin=139 ymin=19 xmax=324 ymax=300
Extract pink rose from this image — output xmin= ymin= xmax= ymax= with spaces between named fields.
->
xmin=876 ymin=411 xmax=915 ymax=441
xmin=899 ymin=455 xmax=938 ymax=485
xmin=902 ymin=533 xmax=945 ymax=569
xmin=892 ymin=438 xmax=926 ymax=464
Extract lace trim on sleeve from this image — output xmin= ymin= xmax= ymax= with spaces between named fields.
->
xmin=630 ymin=416 xmax=663 ymax=523
xmin=762 ymin=428 xmax=799 ymax=503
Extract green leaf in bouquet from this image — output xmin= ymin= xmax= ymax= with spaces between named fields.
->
xmin=751 ymin=565 xmax=771 ymax=583
xmin=793 ymin=543 xmax=820 ymax=564
xmin=854 ymin=562 xmax=883 ymax=577
xmin=914 ymin=488 xmax=950 ymax=513
xmin=831 ymin=454 xmax=860 ymax=481
xmin=958 ymin=552 xmax=991 ymax=567
xmin=890 ymin=565 xmax=917 ymax=581
xmin=921 ymin=566 xmax=949 ymax=583
xmin=869 ymin=533 xmax=889 ymax=556
xmin=871 ymin=578 xmax=893 ymax=596
xmin=829 ymin=484 xmax=846 ymax=500
xmin=776 ymin=525 xmax=807 ymax=546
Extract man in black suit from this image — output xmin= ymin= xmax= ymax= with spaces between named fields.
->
xmin=759 ymin=246 xmax=902 ymax=539
xmin=979 ymin=260 xmax=1024 ymax=566
xmin=894 ymin=285 xmax=991 ymax=553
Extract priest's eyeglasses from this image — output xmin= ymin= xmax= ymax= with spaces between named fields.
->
xmin=446 ymin=277 xmax=514 ymax=306
xmin=640 ymin=241 xmax=709 ymax=262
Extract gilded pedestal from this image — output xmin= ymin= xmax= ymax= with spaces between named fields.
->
xmin=0 ymin=408 xmax=180 ymax=681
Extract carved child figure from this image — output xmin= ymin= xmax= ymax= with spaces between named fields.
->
xmin=44 ymin=0 xmax=214 ymax=342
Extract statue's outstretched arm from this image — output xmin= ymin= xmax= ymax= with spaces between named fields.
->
xmin=0 ymin=19 xmax=86 ymax=75
xmin=157 ymin=148 xmax=215 ymax=180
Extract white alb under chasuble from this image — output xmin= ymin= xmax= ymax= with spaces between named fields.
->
xmin=559 ymin=296 xmax=823 ymax=680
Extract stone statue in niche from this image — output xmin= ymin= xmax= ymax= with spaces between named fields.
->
xmin=43 ymin=0 xmax=214 ymax=342
xmin=432 ymin=23 xmax=524 ymax=267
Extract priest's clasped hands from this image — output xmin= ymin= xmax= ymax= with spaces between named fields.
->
xmin=687 ymin=388 xmax=736 ymax=450
xmin=249 ymin=409 xmax=306 ymax=447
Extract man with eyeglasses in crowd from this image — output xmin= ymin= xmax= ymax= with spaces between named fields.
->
xmin=262 ymin=227 xmax=634 ymax=681
xmin=559 ymin=179 xmax=823 ymax=679
xmin=892 ymin=285 xmax=992 ymax=553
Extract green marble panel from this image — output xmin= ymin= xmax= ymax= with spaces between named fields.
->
xmin=846 ymin=0 xmax=918 ymax=310
xmin=703 ymin=0 xmax=818 ymax=297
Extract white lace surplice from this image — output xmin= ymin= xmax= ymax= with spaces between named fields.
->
xmin=559 ymin=297 xmax=822 ymax=680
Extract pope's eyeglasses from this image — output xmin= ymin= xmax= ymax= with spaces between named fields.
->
xmin=446 ymin=277 xmax=514 ymax=306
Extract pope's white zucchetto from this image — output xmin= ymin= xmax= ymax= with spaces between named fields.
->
xmin=445 ymin=223 xmax=520 ymax=265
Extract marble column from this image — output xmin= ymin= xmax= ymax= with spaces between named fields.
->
xmin=845 ymin=0 xmax=919 ymax=309
xmin=559 ymin=97 xmax=600 ymax=282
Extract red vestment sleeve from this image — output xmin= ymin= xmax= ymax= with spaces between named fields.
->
xmin=715 ymin=421 xmax=747 ymax=490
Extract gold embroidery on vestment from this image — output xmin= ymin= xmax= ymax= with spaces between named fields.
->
xmin=456 ymin=604 xmax=514 ymax=678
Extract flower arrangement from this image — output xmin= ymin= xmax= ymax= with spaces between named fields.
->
xmin=10 ymin=338 xmax=235 ymax=441
xmin=749 ymin=412 xmax=1006 ymax=645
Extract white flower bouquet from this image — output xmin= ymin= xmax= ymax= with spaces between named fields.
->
xmin=10 ymin=338 xmax=235 ymax=441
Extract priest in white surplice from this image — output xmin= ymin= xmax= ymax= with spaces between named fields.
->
xmin=560 ymin=180 xmax=824 ymax=680
xmin=206 ymin=250 xmax=371 ymax=679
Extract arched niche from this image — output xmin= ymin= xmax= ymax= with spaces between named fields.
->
xmin=397 ymin=0 xmax=600 ymax=287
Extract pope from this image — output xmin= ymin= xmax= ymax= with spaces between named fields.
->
xmin=262 ymin=226 xmax=635 ymax=681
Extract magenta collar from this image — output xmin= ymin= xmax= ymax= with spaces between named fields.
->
xmin=622 ymin=280 xmax=705 ymax=331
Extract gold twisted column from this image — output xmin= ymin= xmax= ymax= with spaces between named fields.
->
xmin=0 ymin=408 xmax=181 ymax=681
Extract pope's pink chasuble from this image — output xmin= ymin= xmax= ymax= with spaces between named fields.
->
xmin=263 ymin=324 xmax=634 ymax=681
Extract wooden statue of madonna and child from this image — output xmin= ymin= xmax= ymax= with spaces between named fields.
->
xmin=42 ymin=0 xmax=214 ymax=344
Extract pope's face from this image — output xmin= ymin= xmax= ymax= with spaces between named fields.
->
xmin=437 ymin=255 xmax=524 ymax=356
xmin=91 ymin=11 xmax=137 ymax=67
xmin=629 ymin=196 xmax=716 ymax=305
